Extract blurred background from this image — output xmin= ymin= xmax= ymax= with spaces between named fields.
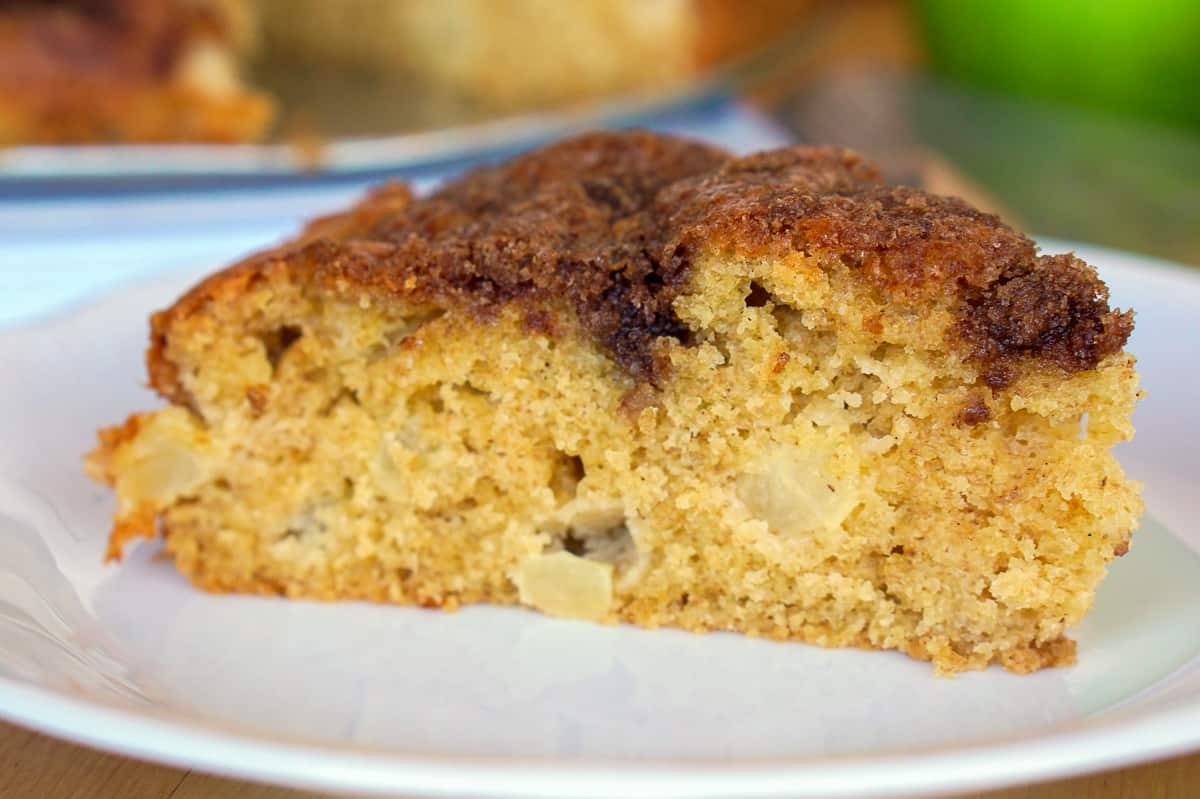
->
xmin=768 ymin=0 xmax=1200 ymax=267
xmin=1 ymin=0 xmax=1197 ymax=266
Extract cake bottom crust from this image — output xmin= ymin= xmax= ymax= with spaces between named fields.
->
xmin=162 ymin=537 xmax=1078 ymax=675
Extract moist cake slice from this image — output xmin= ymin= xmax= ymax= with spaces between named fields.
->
xmin=0 ymin=0 xmax=271 ymax=144
xmin=87 ymin=132 xmax=1141 ymax=674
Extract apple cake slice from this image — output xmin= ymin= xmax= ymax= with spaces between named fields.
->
xmin=0 ymin=0 xmax=805 ymax=144
xmin=87 ymin=131 xmax=1141 ymax=674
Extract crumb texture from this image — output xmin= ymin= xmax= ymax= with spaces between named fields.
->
xmin=90 ymin=132 xmax=1142 ymax=674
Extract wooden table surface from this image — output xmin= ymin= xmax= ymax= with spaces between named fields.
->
xmin=2 ymin=719 xmax=1197 ymax=799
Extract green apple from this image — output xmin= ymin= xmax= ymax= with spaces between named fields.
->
xmin=915 ymin=0 xmax=1200 ymax=129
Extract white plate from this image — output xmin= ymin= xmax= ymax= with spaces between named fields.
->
xmin=0 ymin=230 xmax=1198 ymax=799
xmin=0 ymin=90 xmax=727 ymax=183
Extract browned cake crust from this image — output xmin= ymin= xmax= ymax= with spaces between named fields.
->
xmin=0 ymin=0 xmax=271 ymax=143
xmin=148 ymin=131 xmax=1132 ymax=403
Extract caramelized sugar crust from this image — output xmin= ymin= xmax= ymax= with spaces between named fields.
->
xmin=148 ymin=131 xmax=1131 ymax=397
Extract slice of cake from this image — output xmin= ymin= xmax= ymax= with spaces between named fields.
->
xmin=0 ymin=0 xmax=272 ymax=144
xmin=0 ymin=0 xmax=807 ymax=144
xmin=87 ymin=131 xmax=1141 ymax=674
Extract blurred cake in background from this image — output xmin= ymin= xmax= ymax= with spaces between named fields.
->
xmin=0 ymin=0 xmax=809 ymax=145
xmin=0 ymin=0 xmax=273 ymax=144
xmin=255 ymin=0 xmax=808 ymax=110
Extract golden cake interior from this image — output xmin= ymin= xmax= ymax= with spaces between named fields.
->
xmin=88 ymin=133 xmax=1142 ymax=674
